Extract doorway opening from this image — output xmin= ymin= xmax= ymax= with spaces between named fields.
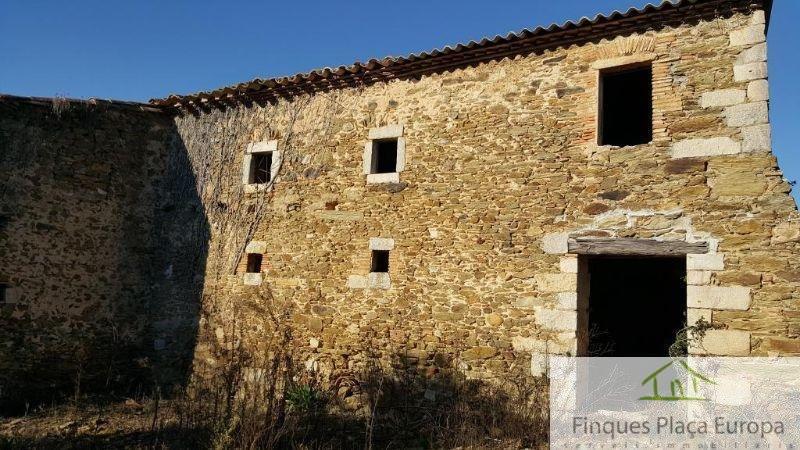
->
xmin=584 ymin=256 xmax=685 ymax=356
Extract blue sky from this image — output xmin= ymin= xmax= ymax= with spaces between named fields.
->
xmin=1 ymin=0 xmax=797 ymax=200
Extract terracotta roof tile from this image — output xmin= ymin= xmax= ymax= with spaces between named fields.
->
xmin=152 ymin=0 xmax=770 ymax=109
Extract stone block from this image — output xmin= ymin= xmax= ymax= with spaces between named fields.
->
xmin=763 ymin=337 xmax=800 ymax=354
xmin=555 ymin=292 xmax=577 ymax=310
xmin=671 ymin=137 xmax=740 ymax=158
xmin=346 ymin=275 xmax=367 ymax=289
xmin=515 ymin=297 xmax=538 ymax=309
xmin=724 ymin=101 xmax=768 ymax=127
xmin=741 ymin=124 xmax=771 ymax=153
xmin=665 ymin=157 xmax=707 ymax=174
xmin=699 ymin=89 xmax=745 ymax=108
xmin=512 ymin=334 xmax=574 ymax=354
xmin=750 ymin=10 xmax=766 ymax=25
xmin=591 ymin=53 xmax=655 ymax=70
xmin=243 ymin=183 xmax=269 ymax=194
xmin=241 ymin=154 xmax=254 ymax=184
xmin=485 ymin=313 xmax=504 ymax=326
xmin=729 ymin=26 xmax=765 ymax=47
xmin=733 ymin=62 xmax=767 ymax=82
xmin=534 ymin=307 xmax=577 ymax=331
xmin=747 ymin=79 xmax=769 ymax=101
xmin=716 ymin=271 xmax=761 ymax=286
xmin=245 ymin=240 xmax=267 ymax=254
xmin=368 ymin=272 xmax=391 ymax=289
xmin=272 ymin=277 xmax=305 ymax=287
xmin=534 ymin=273 xmax=577 ymax=293
xmin=559 ymin=255 xmax=578 ymax=273
xmin=687 ymin=253 xmax=725 ymax=271
xmin=686 ymin=270 xmax=712 ymax=285
xmin=687 ymin=308 xmax=712 ymax=326
xmin=737 ymin=43 xmax=767 ymax=64
xmin=368 ymin=124 xmax=403 ymax=140
xmin=541 ymin=232 xmax=569 ymax=254
xmin=689 ymin=329 xmax=750 ymax=356
xmin=511 ymin=336 xmax=539 ymax=352
xmin=366 ymin=172 xmax=400 ymax=184
xmin=243 ymin=273 xmax=262 ymax=286
xmin=247 ymin=139 xmax=278 ymax=154
xmin=362 ymin=142 xmax=373 ymax=175
xmin=771 ymin=222 xmax=800 ymax=244
xmin=687 ymin=285 xmax=751 ymax=310
xmin=461 ymin=346 xmax=497 ymax=360
xmin=369 ymin=237 xmax=395 ymax=250
xmin=710 ymin=170 xmax=767 ymax=196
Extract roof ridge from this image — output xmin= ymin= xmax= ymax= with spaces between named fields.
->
xmin=152 ymin=0 xmax=767 ymax=111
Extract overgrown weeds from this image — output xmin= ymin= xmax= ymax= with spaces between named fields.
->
xmin=3 ymin=286 xmax=549 ymax=448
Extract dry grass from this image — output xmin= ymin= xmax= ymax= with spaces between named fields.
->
xmin=1 ymin=363 xmax=548 ymax=450
xmin=1 ymin=289 xmax=548 ymax=449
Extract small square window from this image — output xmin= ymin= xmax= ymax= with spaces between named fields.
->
xmin=250 ymin=153 xmax=273 ymax=184
xmin=246 ymin=254 xmax=263 ymax=273
xmin=371 ymin=139 xmax=398 ymax=174
xmin=370 ymin=250 xmax=390 ymax=273
xmin=0 ymin=284 xmax=8 ymax=304
xmin=599 ymin=64 xmax=652 ymax=146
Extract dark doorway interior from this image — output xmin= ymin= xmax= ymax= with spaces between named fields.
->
xmin=599 ymin=64 xmax=652 ymax=146
xmin=371 ymin=139 xmax=398 ymax=174
xmin=586 ymin=256 xmax=685 ymax=356
xmin=251 ymin=152 xmax=272 ymax=184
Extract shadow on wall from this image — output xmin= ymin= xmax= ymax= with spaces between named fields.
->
xmin=0 ymin=96 xmax=208 ymax=414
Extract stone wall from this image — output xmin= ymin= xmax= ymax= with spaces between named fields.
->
xmin=2 ymin=4 xmax=798 ymax=408
xmin=0 ymin=97 xmax=206 ymax=408
xmin=170 ymin=6 xmax=799 ymax=385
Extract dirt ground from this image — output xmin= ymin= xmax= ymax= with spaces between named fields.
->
xmin=0 ymin=399 xmax=186 ymax=449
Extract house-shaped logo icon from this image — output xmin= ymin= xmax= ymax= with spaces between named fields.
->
xmin=640 ymin=359 xmax=715 ymax=401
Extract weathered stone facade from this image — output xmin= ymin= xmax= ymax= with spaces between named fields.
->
xmin=166 ymin=3 xmax=798 ymax=383
xmin=0 ymin=98 xmax=206 ymax=407
xmin=1 ymin=0 xmax=799 ymax=406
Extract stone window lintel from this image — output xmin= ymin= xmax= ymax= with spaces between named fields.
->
xmin=368 ymin=124 xmax=404 ymax=140
xmin=245 ymin=240 xmax=268 ymax=254
xmin=369 ymin=237 xmax=395 ymax=251
xmin=591 ymin=53 xmax=656 ymax=70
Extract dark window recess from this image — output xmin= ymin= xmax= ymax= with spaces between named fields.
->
xmin=599 ymin=65 xmax=652 ymax=146
xmin=370 ymin=250 xmax=390 ymax=273
xmin=586 ymin=256 xmax=686 ymax=357
xmin=371 ymin=139 xmax=398 ymax=174
xmin=251 ymin=153 xmax=273 ymax=184
xmin=0 ymin=284 xmax=7 ymax=304
xmin=246 ymin=254 xmax=263 ymax=273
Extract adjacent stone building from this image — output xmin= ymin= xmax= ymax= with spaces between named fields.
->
xmin=1 ymin=0 xmax=798 ymax=404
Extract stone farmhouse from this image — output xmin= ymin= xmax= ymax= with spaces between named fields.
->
xmin=1 ymin=0 xmax=798 ymax=403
